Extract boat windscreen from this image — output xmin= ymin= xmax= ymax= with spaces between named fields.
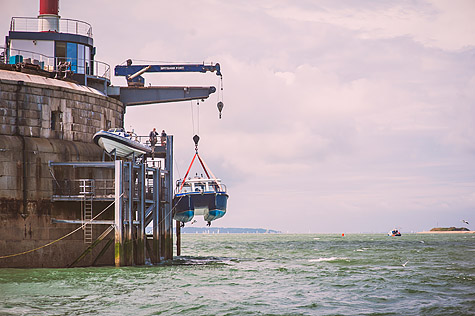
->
xmin=108 ymin=128 xmax=125 ymax=133
xmin=178 ymin=180 xmax=221 ymax=193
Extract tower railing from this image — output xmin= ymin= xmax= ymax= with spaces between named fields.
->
xmin=10 ymin=17 xmax=93 ymax=37
xmin=0 ymin=46 xmax=111 ymax=80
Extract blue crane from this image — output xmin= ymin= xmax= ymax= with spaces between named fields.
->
xmin=109 ymin=59 xmax=224 ymax=117
xmin=115 ymin=59 xmax=222 ymax=87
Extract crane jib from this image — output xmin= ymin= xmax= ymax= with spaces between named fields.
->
xmin=114 ymin=63 xmax=221 ymax=77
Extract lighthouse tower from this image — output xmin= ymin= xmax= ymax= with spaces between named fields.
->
xmin=6 ymin=0 xmax=107 ymax=90
xmin=38 ymin=0 xmax=60 ymax=32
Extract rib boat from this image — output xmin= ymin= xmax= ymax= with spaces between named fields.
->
xmin=173 ymin=176 xmax=228 ymax=225
xmin=93 ymin=128 xmax=152 ymax=157
xmin=388 ymin=229 xmax=401 ymax=236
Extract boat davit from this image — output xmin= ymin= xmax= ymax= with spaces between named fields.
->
xmin=93 ymin=128 xmax=152 ymax=158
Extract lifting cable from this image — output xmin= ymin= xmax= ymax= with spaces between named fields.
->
xmin=217 ymin=76 xmax=224 ymax=119
xmin=177 ymin=135 xmax=222 ymax=193
xmin=190 ymin=100 xmax=200 ymax=136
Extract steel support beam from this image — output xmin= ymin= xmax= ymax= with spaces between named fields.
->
xmin=52 ymin=219 xmax=141 ymax=225
xmin=163 ymin=135 xmax=174 ymax=260
xmin=125 ymin=162 xmax=134 ymax=265
xmin=152 ymin=168 xmax=160 ymax=264
xmin=115 ymin=86 xmax=216 ymax=106
xmin=176 ymin=220 xmax=181 ymax=257
xmin=114 ymin=160 xmax=124 ymax=267
xmin=49 ymin=161 xmax=116 ymax=168
xmin=68 ymin=225 xmax=115 ymax=268
xmin=136 ymin=162 xmax=146 ymax=265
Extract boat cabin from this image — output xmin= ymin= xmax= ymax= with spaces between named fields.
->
xmin=176 ymin=177 xmax=226 ymax=194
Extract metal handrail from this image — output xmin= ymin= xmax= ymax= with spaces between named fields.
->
xmin=134 ymin=135 xmax=167 ymax=147
xmin=10 ymin=17 xmax=93 ymax=37
xmin=79 ymin=179 xmax=95 ymax=196
xmin=1 ymin=46 xmax=111 ymax=80
xmin=53 ymin=179 xmax=114 ymax=197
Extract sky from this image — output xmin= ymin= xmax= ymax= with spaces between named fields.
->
xmin=1 ymin=0 xmax=474 ymax=233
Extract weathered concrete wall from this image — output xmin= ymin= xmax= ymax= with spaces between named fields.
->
xmin=0 ymin=136 xmax=118 ymax=268
xmin=0 ymin=135 xmax=112 ymax=201
xmin=0 ymin=71 xmax=124 ymax=267
xmin=0 ymin=69 xmax=124 ymax=142
xmin=0 ymin=200 xmax=115 ymax=268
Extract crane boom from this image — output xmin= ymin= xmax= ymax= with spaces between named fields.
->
xmin=115 ymin=60 xmax=222 ymax=86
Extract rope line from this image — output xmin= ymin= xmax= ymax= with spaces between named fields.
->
xmin=0 ymin=170 xmax=189 ymax=260
xmin=196 ymin=153 xmax=222 ymax=191
xmin=0 ymin=195 xmax=121 ymax=260
xmin=177 ymin=153 xmax=222 ymax=193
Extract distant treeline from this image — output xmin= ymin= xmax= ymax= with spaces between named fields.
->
xmin=180 ymin=227 xmax=281 ymax=234
xmin=430 ymin=227 xmax=469 ymax=232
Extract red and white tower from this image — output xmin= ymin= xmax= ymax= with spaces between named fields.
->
xmin=38 ymin=0 xmax=60 ymax=32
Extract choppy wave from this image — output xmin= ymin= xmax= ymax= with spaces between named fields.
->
xmin=308 ymin=257 xmax=349 ymax=262
xmin=1 ymin=233 xmax=474 ymax=315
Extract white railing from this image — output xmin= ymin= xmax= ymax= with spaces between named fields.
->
xmin=1 ymin=46 xmax=110 ymax=80
xmin=10 ymin=17 xmax=93 ymax=37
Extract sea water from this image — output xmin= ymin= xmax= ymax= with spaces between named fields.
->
xmin=0 ymin=233 xmax=474 ymax=315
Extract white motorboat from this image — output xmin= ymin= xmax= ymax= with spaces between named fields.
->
xmin=173 ymin=176 xmax=228 ymax=224
xmin=93 ymin=128 xmax=152 ymax=157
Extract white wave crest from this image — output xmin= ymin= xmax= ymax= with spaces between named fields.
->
xmin=308 ymin=257 xmax=347 ymax=262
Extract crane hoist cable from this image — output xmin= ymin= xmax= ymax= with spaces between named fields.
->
xmin=190 ymin=100 xmax=200 ymax=136
xmin=217 ymin=76 xmax=224 ymax=119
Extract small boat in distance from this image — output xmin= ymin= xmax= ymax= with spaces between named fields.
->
xmin=93 ymin=128 xmax=152 ymax=158
xmin=388 ymin=229 xmax=402 ymax=236
xmin=173 ymin=176 xmax=228 ymax=225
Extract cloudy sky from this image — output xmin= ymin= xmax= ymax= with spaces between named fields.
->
xmin=2 ymin=0 xmax=474 ymax=233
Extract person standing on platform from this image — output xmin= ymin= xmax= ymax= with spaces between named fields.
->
xmin=149 ymin=128 xmax=158 ymax=158
xmin=161 ymin=130 xmax=167 ymax=146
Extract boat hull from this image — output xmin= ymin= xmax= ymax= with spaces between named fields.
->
xmin=173 ymin=192 xmax=228 ymax=223
xmin=93 ymin=130 xmax=151 ymax=157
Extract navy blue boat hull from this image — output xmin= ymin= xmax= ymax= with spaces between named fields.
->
xmin=173 ymin=192 xmax=228 ymax=223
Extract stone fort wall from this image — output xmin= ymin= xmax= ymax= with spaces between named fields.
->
xmin=0 ymin=70 xmax=123 ymax=141
xmin=0 ymin=70 xmax=124 ymax=267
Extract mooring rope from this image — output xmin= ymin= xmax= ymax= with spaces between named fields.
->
xmin=0 ymin=191 xmax=186 ymax=260
xmin=0 ymin=194 xmax=122 ymax=260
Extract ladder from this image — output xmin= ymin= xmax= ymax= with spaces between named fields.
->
xmin=83 ymin=196 xmax=93 ymax=243
xmin=79 ymin=179 xmax=95 ymax=244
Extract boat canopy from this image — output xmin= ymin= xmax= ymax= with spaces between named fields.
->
xmin=176 ymin=177 xmax=226 ymax=194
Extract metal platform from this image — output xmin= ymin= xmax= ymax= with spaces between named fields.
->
xmin=48 ymin=135 xmax=175 ymax=266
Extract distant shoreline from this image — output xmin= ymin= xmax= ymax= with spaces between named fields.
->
xmin=418 ymin=231 xmax=475 ymax=234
